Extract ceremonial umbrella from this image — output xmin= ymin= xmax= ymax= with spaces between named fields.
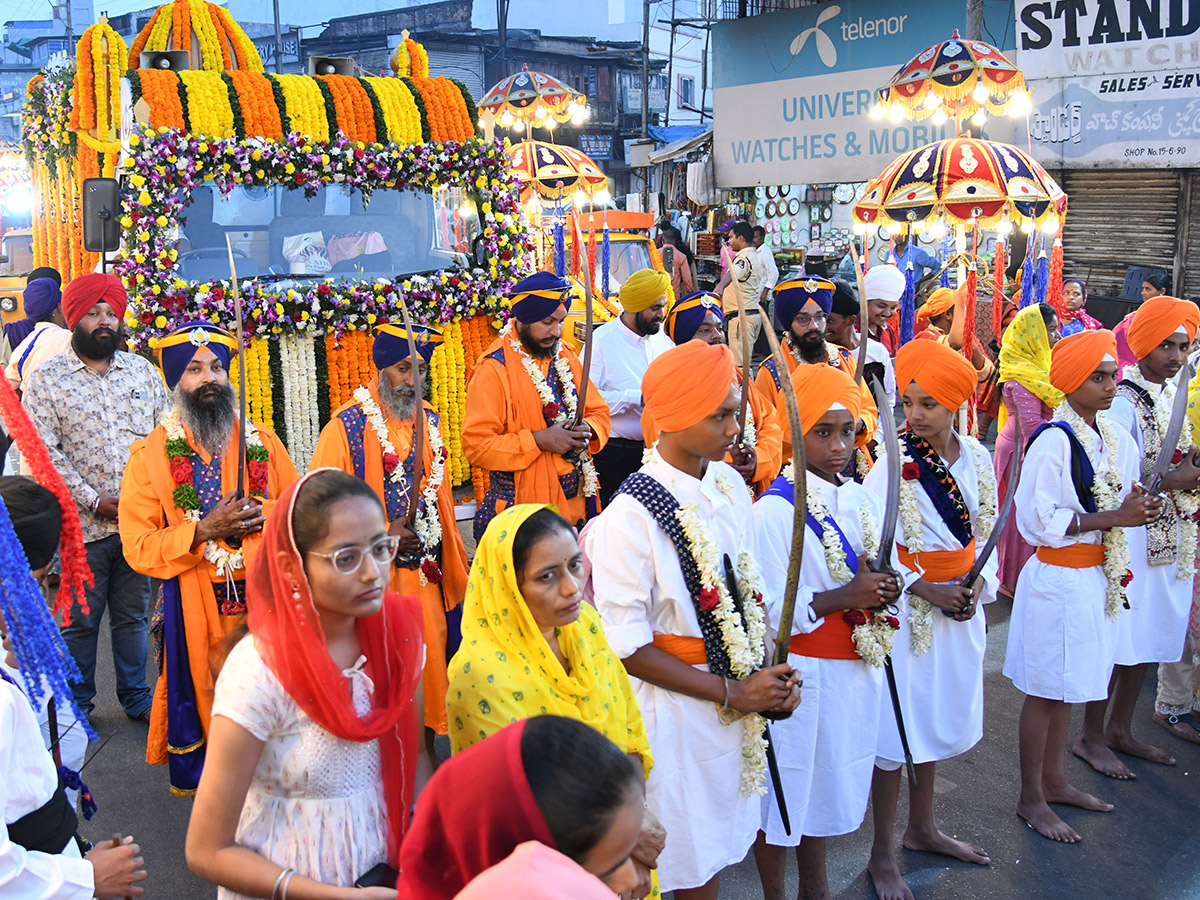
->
xmin=506 ymin=140 xmax=609 ymax=203
xmin=480 ymin=64 xmax=588 ymax=133
xmin=870 ymin=30 xmax=1030 ymax=131
xmin=852 ymin=134 xmax=1066 ymax=235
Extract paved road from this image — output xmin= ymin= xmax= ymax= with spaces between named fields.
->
xmin=75 ymin=541 xmax=1200 ymax=899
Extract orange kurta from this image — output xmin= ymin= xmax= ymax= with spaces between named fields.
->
xmin=463 ymin=332 xmax=611 ymax=528
xmin=119 ymin=421 xmax=299 ymax=772
xmin=753 ymin=341 xmax=878 ymax=463
xmin=309 ymin=388 xmax=468 ymax=734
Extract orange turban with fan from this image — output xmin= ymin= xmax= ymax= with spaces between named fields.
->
xmin=641 ymin=340 xmax=737 ymax=435
xmin=895 ymin=340 xmax=978 ymax=411
xmin=1126 ymin=295 xmax=1200 ymax=360
xmin=1048 ymin=329 xmax=1118 ymax=394
xmin=789 ymin=363 xmax=861 ymax=434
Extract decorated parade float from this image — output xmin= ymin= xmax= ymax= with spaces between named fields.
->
xmin=20 ymin=2 xmax=533 ymax=500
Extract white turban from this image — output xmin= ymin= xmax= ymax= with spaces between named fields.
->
xmin=863 ymin=263 xmax=906 ymax=303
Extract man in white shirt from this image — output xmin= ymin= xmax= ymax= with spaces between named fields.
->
xmin=753 ymin=225 xmax=779 ymax=303
xmin=5 ymin=277 xmax=72 ymax=395
xmin=590 ymin=268 xmax=673 ymax=504
xmin=723 ymin=222 xmax=763 ymax=367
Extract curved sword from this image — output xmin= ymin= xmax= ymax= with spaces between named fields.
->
xmin=732 ymin=269 xmax=753 ymax=443
xmin=1144 ymin=363 xmax=1192 ymax=497
xmin=958 ymin=413 xmax=1023 ymax=598
xmin=849 ymin=240 xmax=870 ymax=387
xmin=394 ymin=292 xmax=425 ymax=527
xmin=224 ymin=235 xmax=248 ymax=501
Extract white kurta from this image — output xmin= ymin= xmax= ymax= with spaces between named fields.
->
xmin=1107 ymin=389 xmax=1193 ymax=666
xmin=753 ymin=476 xmax=895 ymax=843
xmin=1002 ymin=418 xmax=1139 ymax=702
xmin=0 ymin=678 xmax=93 ymax=900
xmin=864 ymin=434 xmax=998 ymax=766
xmin=583 ymin=453 xmax=760 ymax=892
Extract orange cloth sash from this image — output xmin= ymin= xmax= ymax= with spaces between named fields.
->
xmin=897 ymin=539 xmax=976 ymax=583
xmin=1036 ymin=544 xmax=1106 ymax=568
xmin=788 ymin=616 xmax=859 ymax=660
xmin=651 ymin=634 xmax=708 ymax=665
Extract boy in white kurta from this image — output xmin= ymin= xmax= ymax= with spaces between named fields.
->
xmin=1073 ymin=297 xmax=1200 ymax=781
xmin=752 ymin=363 xmax=902 ymax=900
xmin=585 ymin=340 xmax=801 ymax=899
xmin=1002 ymin=329 xmax=1159 ymax=843
xmin=863 ymin=341 xmax=997 ymax=900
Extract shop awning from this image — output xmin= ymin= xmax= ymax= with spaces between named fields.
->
xmin=647 ymin=127 xmax=712 ymax=164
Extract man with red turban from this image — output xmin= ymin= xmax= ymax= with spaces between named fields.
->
xmin=1069 ymin=296 xmax=1200 ymax=775
xmin=753 ymin=363 xmax=902 ymax=900
xmin=584 ymin=340 xmax=801 ymax=898
xmin=1003 ymin=329 xmax=1160 ymax=843
xmin=23 ymin=273 xmax=167 ymax=725
xmin=862 ymin=341 xmax=998 ymax=898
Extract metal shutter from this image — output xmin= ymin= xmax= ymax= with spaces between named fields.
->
xmin=1181 ymin=170 xmax=1200 ymax=298
xmin=426 ymin=48 xmax=484 ymax=98
xmin=1059 ymin=169 xmax=1179 ymax=299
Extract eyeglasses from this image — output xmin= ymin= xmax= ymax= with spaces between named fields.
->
xmin=308 ymin=536 xmax=401 ymax=574
xmin=795 ymin=313 xmax=827 ymax=327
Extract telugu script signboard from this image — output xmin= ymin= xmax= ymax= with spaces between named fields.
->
xmin=712 ymin=0 xmax=1015 ymax=186
xmin=1015 ymin=0 xmax=1200 ymax=167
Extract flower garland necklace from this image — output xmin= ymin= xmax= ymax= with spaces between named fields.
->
xmin=506 ymin=326 xmax=600 ymax=498
xmin=781 ymin=463 xmax=897 ymax=667
xmin=1054 ymin=402 xmax=1132 ymax=619
xmin=162 ymin=407 xmax=268 ymax=578
xmin=352 ymin=386 xmax=447 ymax=586
xmin=1121 ymin=366 xmax=1200 ymax=580
xmin=898 ymin=434 xmax=997 ymax=655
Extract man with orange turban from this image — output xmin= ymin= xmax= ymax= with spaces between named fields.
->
xmin=914 ymin=283 xmax=996 ymax=396
xmin=753 ymin=363 xmax=903 ymax=900
xmin=1068 ymin=296 xmax=1200 ymax=775
xmin=584 ymin=340 xmax=801 ymax=897
xmin=755 ymin=277 xmax=877 ymax=471
xmin=589 ymin=267 xmax=673 ymax=505
xmin=1003 ymin=328 xmax=1161 ymax=843
xmin=862 ymin=341 xmax=998 ymax=898
xmin=463 ymin=273 xmax=611 ymax=541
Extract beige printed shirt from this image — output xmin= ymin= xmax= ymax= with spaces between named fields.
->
xmin=23 ymin=346 xmax=168 ymax=543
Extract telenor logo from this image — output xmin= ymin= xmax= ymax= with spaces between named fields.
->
xmin=790 ymin=5 xmax=841 ymax=67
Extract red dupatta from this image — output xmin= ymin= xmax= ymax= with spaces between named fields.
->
xmin=245 ymin=470 xmax=423 ymax=867
xmin=397 ymin=719 xmax=555 ymax=900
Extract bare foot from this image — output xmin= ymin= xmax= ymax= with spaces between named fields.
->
xmin=1015 ymin=801 xmax=1081 ymax=843
xmin=867 ymin=854 xmax=914 ymax=900
xmin=902 ymin=827 xmax=991 ymax=865
xmin=1107 ymin=731 xmax=1177 ymax=766
xmin=1043 ymin=782 xmax=1114 ymax=812
xmin=1071 ymin=734 xmax=1135 ymax=780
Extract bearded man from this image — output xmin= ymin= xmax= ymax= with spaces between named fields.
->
xmin=464 ymin=272 xmax=611 ymax=541
xmin=311 ymin=322 xmax=468 ymax=742
xmin=23 ymin=273 xmax=168 ymax=725
xmin=119 ymin=321 xmax=298 ymax=795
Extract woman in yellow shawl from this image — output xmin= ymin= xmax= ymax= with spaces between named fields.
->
xmin=994 ymin=302 xmax=1063 ymax=599
xmin=446 ymin=503 xmax=663 ymax=899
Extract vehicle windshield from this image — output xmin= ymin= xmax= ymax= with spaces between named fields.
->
xmin=0 ymin=232 xmax=34 ymax=277
xmin=606 ymin=238 xmax=652 ymax=291
xmin=174 ymin=182 xmax=481 ymax=283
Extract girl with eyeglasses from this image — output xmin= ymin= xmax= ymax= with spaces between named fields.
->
xmin=186 ymin=468 xmax=431 ymax=900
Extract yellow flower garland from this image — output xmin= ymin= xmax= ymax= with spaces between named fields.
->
xmin=179 ymin=69 xmax=234 ymax=137
xmin=189 ymin=0 xmax=224 ymax=71
xmin=274 ymin=74 xmax=329 ymax=141
xmin=365 ymin=77 xmax=422 ymax=145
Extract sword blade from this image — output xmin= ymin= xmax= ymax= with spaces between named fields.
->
xmin=225 ymin=235 xmax=248 ymax=500
xmin=884 ymin=656 xmax=918 ymax=787
xmin=1145 ymin=364 xmax=1191 ymax=496
xmin=393 ymin=293 xmax=425 ymax=527
xmin=870 ymin=374 xmax=901 ymax=573
xmin=849 ymin=241 xmax=869 ymax=387
xmin=732 ymin=266 xmax=752 ymax=439
xmin=961 ymin=413 xmax=1023 ymax=591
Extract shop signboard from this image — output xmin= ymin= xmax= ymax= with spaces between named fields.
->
xmin=580 ymin=133 xmax=614 ymax=160
xmin=712 ymin=0 xmax=1015 ymax=187
xmin=1014 ymin=0 xmax=1200 ymax=168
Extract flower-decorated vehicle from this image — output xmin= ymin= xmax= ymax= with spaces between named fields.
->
xmin=21 ymin=3 xmax=532 ymax=486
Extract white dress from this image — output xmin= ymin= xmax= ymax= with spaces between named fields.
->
xmin=1107 ymin=389 xmax=1194 ymax=666
xmin=753 ymin=476 xmax=902 ymax=843
xmin=1002 ymin=419 xmax=1138 ymax=702
xmin=211 ymin=636 xmax=387 ymax=899
xmin=864 ymin=434 xmax=998 ymax=767
xmin=582 ymin=452 xmax=760 ymax=893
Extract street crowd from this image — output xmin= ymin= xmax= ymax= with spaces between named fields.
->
xmin=3 ymin=239 xmax=1200 ymax=900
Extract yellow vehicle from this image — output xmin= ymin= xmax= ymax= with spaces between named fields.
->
xmin=0 ymin=228 xmax=33 ymax=324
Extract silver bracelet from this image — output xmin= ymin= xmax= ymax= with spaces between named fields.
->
xmin=721 ymin=676 xmax=731 ymax=710
xmin=280 ymin=870 xmax=295 ymax=900
xmin=1072 ymin=511 xmax=1081 ymax=535
xmin=270 ymin=868 xmax=293 ymax=900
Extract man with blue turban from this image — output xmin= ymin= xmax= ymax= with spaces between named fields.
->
xmin=464 ymin=272 xmax=611 ymax=539
xmin=313 ymin=321 xmax=468 ymax=746
xmin=753 ymin=276 xmax=878 ymax=467
xmin=118 ymin=320 xmax=298 ymax=795
xmin=4 ymin=277 xmax=71 ymax=395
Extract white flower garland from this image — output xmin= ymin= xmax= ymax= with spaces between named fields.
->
xmin=1054 ymin=402 xmax=1131 ymax=620
xmin=897 ymin=436 xmax=997 ymax=655
xmin=280 ymin=334 xmax=320 ymax=470
xmin=781 ymin=463 xmax=894 ymax=666
xmin=1121 ymin=366 xmax=1200 ymax=580
xmin=353 ymin=386 xmax=447 ymax=585
xmin=508 ymin=330 xmax=600 ymax=498
xmin=161 ymin=407 xmax=265 ymax=578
